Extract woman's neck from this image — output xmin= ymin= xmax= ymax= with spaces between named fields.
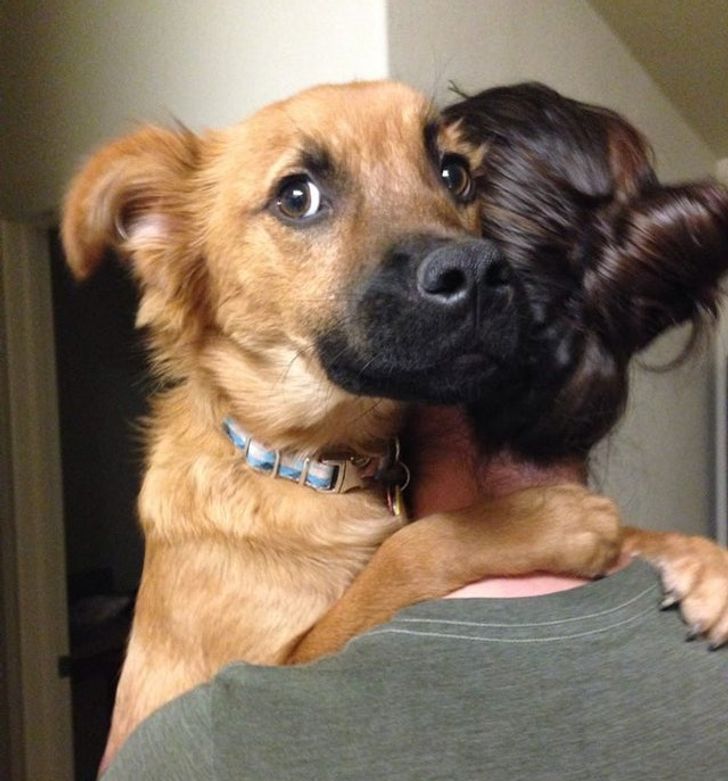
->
xmin=477 ymin=451 xmax=588 ymax=498
xmin=405 ymin=405 xmax=615 ymax=599
xmin=405 ymin=405 xmax=588 ymax=517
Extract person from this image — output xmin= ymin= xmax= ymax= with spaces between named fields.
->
xmin=103 ymin=407 xmax=727 ymax=781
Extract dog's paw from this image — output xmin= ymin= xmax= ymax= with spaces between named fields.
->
xmin=624 ymin=530 xmax=728 ymax=649
xmin=658 ymin=539 xmax=728 ymax=649
xmin=535 ymin=485 xmax=622 ymax=578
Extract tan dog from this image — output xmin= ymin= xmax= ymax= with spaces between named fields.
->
xmin=62 ymin=81 xmax=726 ymax=768
xmin=62 ymin=81 xmax=627 ymax=766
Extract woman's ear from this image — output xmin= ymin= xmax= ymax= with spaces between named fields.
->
xmin=61 ymin=126 xmax=200 ymax=280
xmin=586 ymin=181 xmax=728 ymax=354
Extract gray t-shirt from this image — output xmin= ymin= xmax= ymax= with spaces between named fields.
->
xmin=104 ymin=561 xmax=728 ymax=780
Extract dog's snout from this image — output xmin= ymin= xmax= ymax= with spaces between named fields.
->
xmin=416 ymin=241 xmax=511 ymax=306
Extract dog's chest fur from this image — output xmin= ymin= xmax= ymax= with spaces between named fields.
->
xmin=133 ymin=383 xmax=403 ymax=667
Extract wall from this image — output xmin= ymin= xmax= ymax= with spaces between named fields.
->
xmin=388 ymin=0 xmax=718 ymax=535
xmin=0 ymin=0 xmax=389 ymax=219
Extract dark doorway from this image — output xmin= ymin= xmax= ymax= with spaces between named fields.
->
xmin=49 ymin=230 xmax=148 ymax=780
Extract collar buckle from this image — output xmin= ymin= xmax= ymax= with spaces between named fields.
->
xmin=324 ymin=457 xmax=372 ymax=494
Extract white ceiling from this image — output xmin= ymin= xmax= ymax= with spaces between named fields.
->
xmin=590 ymin=0 xmax=728 ymax=159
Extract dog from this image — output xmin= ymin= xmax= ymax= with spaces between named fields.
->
xmin=288 ymin=83 xmax=728 ymax=663
xmin=63 ymin=81 xmax=628 ymax=767
xmin=62 ymin=81 xmax=727 ymax=766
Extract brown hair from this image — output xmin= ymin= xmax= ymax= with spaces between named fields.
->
xmin=444 ymin=83 xmax=728 ymax=461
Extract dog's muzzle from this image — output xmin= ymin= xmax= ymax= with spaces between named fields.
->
xmin=316 ymin=236 xmax=529 ymax=404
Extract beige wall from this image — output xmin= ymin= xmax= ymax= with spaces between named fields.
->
xmin=717 ymin=159 xmax=728 ymax=185
xmin=388 ymin=0 xmax=715 ymax=180
xmin=388 ymin=0 xmax=718 ymax=536
xmin=0 ymin=0 xmax=389 ymax=219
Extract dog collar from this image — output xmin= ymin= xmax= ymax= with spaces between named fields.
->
xmin=222 ymin=418 xmax=409 ymax=512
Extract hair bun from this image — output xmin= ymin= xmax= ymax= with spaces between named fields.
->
xmin=587 ymin=180 xmax=728 ymax=352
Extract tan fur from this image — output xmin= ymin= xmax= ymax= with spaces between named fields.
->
xmin=63 ymin=81 xmax=629 ymax=769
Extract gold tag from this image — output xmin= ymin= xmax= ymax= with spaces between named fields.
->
xmin=388 ymin=484 xmax=407 ymax=518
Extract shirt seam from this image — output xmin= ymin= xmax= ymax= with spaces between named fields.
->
xmin=364 ymin=603 xmax=655 ymax=644
xmin=392 ymin=583 xmax=659 ymax=630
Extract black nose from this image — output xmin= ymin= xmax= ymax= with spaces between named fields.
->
xmin=416 ymin=240 xmax=511 ymax=305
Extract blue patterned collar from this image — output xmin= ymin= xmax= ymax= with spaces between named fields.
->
xmin=222 ymin=418 xmax=408 ymax=504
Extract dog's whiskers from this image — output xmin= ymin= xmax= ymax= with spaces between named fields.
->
xmin=276 ymin=346 xmax=309 ymax=388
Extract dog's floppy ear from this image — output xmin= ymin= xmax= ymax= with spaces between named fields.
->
xmin=61 ymin=126 xmax=200 ymax=280
xmin=586 ymin=181 xmax=728 ymax=353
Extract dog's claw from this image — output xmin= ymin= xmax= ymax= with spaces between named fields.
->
xmin=685 ymin=625 xmax=702 ymax=642
xmin=659 ymin=593 xmax=679 ymax=610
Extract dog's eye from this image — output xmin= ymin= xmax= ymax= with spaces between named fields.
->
xmin=440 ymin=155 xmax=474 ymax=202
xmin=275 ymin=177 xmax=323 ymax=220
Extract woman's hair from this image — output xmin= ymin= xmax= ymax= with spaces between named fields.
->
xmin=444 ymin=83 xmax=728 ymax=461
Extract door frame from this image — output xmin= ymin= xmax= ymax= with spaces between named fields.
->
xmin=715 ymin=160 xmax=728 ymax=547
xmin=715 ymin=308 xmax=728 ymax=547
xmin=0 ymin=218 xmax=74 ymax=780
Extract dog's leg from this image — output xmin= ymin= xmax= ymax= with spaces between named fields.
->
xmin=287 ymin=483 xmax=621 ymax=663
xmin=98 ymin=628 xmax=206 ymax=774
xmin=622 ymin=527 xmax=728 ymax=648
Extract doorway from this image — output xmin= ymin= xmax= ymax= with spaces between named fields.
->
xmin=48 ymin=230 xmax=148 ymax=780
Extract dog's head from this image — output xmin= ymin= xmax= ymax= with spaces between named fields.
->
xmin=62 ymin=81 xmax=530 ymax=451
xmin=444 ymin=82 xmax=728 ymax=461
